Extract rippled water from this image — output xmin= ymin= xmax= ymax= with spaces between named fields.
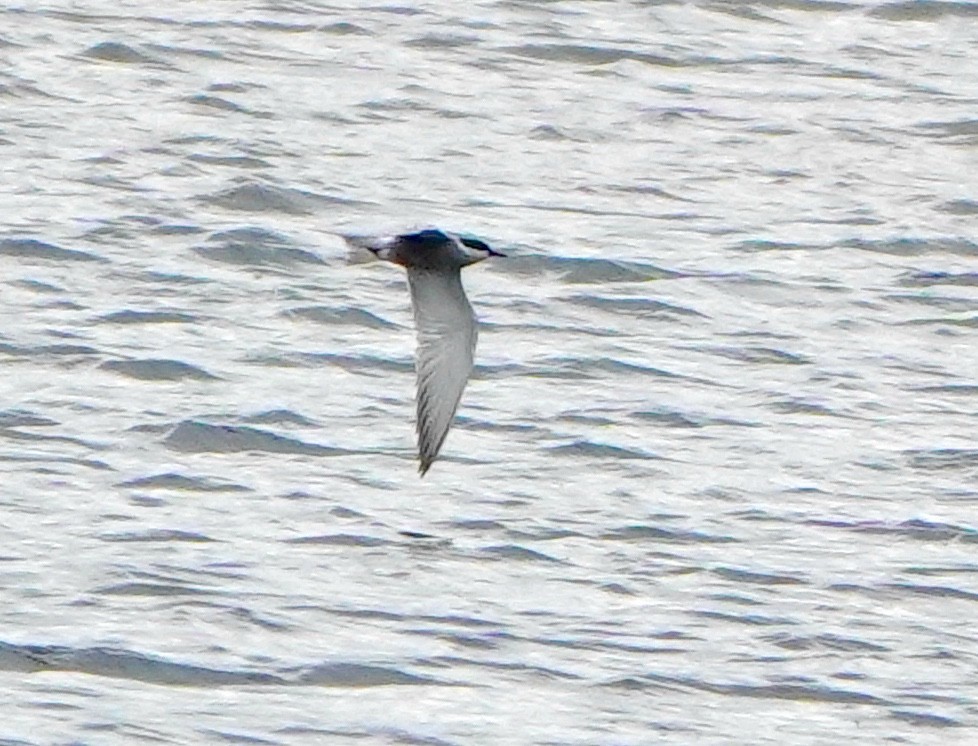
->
xmin=2 ymin=1 xmax=978 ymax=743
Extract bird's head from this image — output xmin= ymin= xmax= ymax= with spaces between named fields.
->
xmin=458 ymin=236 xmax=506 ymax=265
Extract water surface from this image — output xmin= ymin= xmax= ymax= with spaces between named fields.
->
xmin=1 ymin=1 xmax=977 ymax=743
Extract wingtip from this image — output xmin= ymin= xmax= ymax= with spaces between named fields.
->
xmin=418 ymin=446 xmax=438 ymax=476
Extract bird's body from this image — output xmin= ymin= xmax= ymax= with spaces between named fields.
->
xmin=344 ymin=229 xmax=504 ymax=475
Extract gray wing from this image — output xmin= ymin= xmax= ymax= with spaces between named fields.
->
xmin=407 ymin=268 xmax=477 ymax=476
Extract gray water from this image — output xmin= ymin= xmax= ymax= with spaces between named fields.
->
xmin=2 ymin=1 xmax=978 ymax=743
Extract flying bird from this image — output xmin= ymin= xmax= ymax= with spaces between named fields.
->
xmin=344 ymin=229 xmax=505 ymax=475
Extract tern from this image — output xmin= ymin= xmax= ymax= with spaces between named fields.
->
xmin=344 ymin=229 xmax=505 ymax=476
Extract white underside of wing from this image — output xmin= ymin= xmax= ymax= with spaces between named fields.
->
xmin=407 ymin=268 xmax=477 ymax=475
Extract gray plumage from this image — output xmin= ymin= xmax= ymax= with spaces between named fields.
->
xmin=344 ymin=229 xmax=505 ymax=475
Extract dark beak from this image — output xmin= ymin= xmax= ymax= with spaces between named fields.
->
xmin=488 ymin=247 xmax=507 ymax=257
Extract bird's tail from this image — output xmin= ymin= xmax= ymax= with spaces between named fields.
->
xmin=342 ymin=235 xmax=386 ymax=265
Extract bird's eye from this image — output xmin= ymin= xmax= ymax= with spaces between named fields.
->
xmin=460 ymin=237 xmax=490 ymax=252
